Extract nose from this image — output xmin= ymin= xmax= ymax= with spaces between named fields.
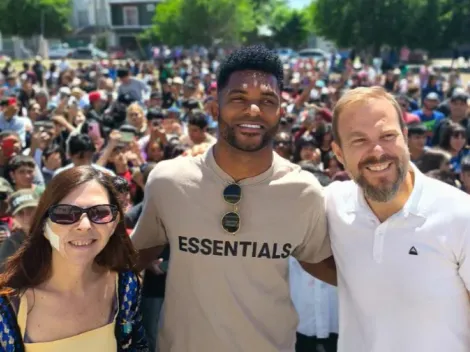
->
xmin=249 ymin=104 xmax=261 ymax=116
xmin=76 ymin=213 xmax=92 ymax=231
xmin=370 ymin=143 xmax=386 ymax=156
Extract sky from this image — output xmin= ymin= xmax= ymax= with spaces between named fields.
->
xmin=288 ymin=0 xmax=311 ymax=9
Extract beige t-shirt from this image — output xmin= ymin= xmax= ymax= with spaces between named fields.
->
xmin=131 ymin=147 xmax=331 ymax=352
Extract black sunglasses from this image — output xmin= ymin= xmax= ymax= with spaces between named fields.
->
xmin=48 ymin=204 xmax=118 ymax=225
xmin=222 ymin=184 xmax=241 ymax=234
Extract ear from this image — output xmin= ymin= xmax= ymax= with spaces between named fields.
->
xmin=213 ymin=100 xmax=220 ymax=120
xmin=331 ymin=141 xmax=345 ymax=166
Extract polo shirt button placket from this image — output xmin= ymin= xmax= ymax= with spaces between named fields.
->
xmin=373 ymin=224 xmax=386 ymax=263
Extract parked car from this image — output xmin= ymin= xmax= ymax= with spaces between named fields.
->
xmin=296 ymin=48 xmax=329 ymax=61
xmin=71 ymin=46 xmax=108 ymax=60
xmin=275 ymin=48 xmax=296 ymax=62
xmin=48 ymin=43 xmax=74 ymax=59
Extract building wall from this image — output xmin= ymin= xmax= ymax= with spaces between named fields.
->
xmin=110 ymin=2 xmax=156 ymax=27
xmin=72 ymin=0 xmax=109 ymax=29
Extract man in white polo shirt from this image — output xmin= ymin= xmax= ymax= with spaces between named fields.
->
xmin=326 ymin=86 xmax=470 ymax=352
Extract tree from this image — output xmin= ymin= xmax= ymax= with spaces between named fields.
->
xmin=310 ymin=0 xmax=413 ymax=53
xmin=146 ymin=0 xmax=256 ymax=47
xmin=439 ymin=0 xmax=470 ymax=48
xmin=309 ymin=0 xmax=470 ymax=54
xmin=0 ymin=0 xmax=71 ymax=38
xmin=272 ymin=9 xmax=310 ymax=49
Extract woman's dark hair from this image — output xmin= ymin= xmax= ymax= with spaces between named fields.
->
xmin=323 ymin=150 xmax=344 ymax=172
xmin=112 ymin=175 xmax=130 ymax=195
xmin=439 ymin=121 xmax=466 ymax=151
xmin=426 ymin=169 xmax=459 ymax=187
xmin=293 ymin=135 xmax=317 ymax=163
xmin=68 ymin=133 xmax=96 ymax=157
xmin=42 ymin=144 xmax=65 ymax=168
xmin=142 ymin=163 xmax=157 ymax=184
xmin=315 ymin=123 xmax=333 ymax=147
xmin=168 ymin=144 xmax=187 ymax=159
xmin=417 ymin=148 xmax=451 ymax=173
xmin=0 ymin=166 xmax=138 ymax=295
xmin=145 ymin=138 xmax=165 ymax=162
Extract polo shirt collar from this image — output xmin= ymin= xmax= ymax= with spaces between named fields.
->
xmin=347 ymin=163 xmax=426 ymax=219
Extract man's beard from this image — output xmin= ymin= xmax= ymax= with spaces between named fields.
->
xmin=354 ymin=153 xmax=408 ymax=203
xmin=218 ymin=114 xmax=279 ymax=152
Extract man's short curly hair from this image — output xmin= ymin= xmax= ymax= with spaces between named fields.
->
xmin=216 ymin=45 xmax=283 ymax=92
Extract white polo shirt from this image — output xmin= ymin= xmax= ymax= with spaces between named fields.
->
xmin=326 ymin=166 xmax=470 ymax=352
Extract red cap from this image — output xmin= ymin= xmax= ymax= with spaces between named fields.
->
xmin=7 ymin=97 xmax=17 ymax=106
xmin=88 ymin=91 xmax=101 ymax=103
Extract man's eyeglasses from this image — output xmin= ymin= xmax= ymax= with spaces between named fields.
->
xmin=48 ymin=204 xmax=118 ymax=225
xmin=222 ymin=184 xmax=241 ymax=234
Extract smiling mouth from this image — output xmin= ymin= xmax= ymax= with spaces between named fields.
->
xmin=365 ymin=162 xmax=392 ymax=172
xmin=237 ymin=123 xmax=264 ymax=130
xmin=236 ymin=123 xmax=265 ymax=135
xmin=69 ymin=239 xmax=97 ymax=247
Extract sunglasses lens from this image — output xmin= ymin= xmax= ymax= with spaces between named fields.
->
xmin=223 ymin=184 xmax=241 ymax=205
xmin=50 ymin=205 xmax=80 ymax=224
xmin=222 ymin=211 xmax=240 ymax=234
xmin=88 ymin=205 xmax=116 ymax=224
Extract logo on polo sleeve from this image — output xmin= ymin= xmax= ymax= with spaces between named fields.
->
xmin=408 ymin=246 xmax=418 ymax=255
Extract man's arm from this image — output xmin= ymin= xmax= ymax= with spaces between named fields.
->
xmin=300 ymin=256 xmax=337 ymax=286
xmin=293 ymin=176 xmax=337 ymax=284
xmin=130 ymin=165 xmax=169 ymax=269
xmin=136 ymin=245 xmax=166 ymax=271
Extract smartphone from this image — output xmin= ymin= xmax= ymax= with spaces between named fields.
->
xmin=33 ymin=121 xmax=45 ymax=133
xmin=2 ymin=138 xmax=16 ymax=158
xmin=120 ymin=131 xmax=135 ymax=143
xmin=88 ymin=122 xmax=101 ymax=139
xmin=151 ymin=119 xmax=161 ymax=127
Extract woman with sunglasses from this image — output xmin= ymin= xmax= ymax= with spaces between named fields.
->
xmin=438 ymin=121 xmax=470 ymax=174
xmin=0 ymin=166 xmax=148 ymax=351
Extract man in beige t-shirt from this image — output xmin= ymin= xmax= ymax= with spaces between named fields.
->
xmin=131 ymin=45 xmax=336 ymax=352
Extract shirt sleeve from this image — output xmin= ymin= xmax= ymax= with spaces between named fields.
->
xmin=457 ymin=223 xmax=470 ymax=291
xmin=292 ymin=180 xmax=332 ymax=264
xmin=130 ymin=168 xmax=168 ymax=250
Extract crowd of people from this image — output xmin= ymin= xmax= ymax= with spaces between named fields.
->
xmin=0 ymin=44 xmax=466 ymax=351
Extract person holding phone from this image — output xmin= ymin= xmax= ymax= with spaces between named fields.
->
xmin=0 ymin=97 xmax=29 ymax=147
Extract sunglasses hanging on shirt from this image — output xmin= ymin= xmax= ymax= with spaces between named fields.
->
xmin=222 ymin=183 xmax=241 ymax=235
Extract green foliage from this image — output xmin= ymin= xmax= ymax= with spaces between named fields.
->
xmin=309 ymin=0 xmax=470 ymax=52
xmin=272 ymin=9 xmax=310 ymax=49
xmin=0 ymin=0 xmax=71 ymax=37
xmin=146 ymin=0 xmax=256 ymax=47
